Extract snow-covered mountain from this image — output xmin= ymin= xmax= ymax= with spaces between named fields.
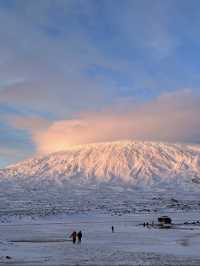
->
xmin=1 ymin=140 xmax=200 ymax=189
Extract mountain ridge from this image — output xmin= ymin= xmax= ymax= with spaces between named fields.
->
xmin=0 ymin=140 xmax=200 ymax=189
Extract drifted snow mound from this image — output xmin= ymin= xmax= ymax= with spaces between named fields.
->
xmin=1 ymin=140 xmax=200 ymax=189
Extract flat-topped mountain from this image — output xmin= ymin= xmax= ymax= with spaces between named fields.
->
xmin=1 ymin=140 xmax=200 ymax=189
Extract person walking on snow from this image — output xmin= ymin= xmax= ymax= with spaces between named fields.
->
xmin=70 ymin=231 xmax=77 ymax=244
xmin=77 ymin=231 xmax=82 ymax=243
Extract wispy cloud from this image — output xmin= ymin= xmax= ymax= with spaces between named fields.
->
xmin=0 ymin=0 xmax=188 ymax=117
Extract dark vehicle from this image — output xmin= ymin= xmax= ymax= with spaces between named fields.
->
xmin=158 ymin=216 xmax=172 ymax=228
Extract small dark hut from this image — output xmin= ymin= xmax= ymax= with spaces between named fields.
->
xmin=158 ymin=216 xmax=172 ymax=225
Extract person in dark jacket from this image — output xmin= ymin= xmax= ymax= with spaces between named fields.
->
xmin=77 ymin=231 xmax=82 ymax=243
xmin=70 ymin=231 xmax=77 ymax=244
xmin=111 ymin=226 xmax=114 ymax=233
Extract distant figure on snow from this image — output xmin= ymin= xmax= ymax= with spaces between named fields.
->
xmin=70 ymin=231 xmax=77 ymax=244
xmin=77 ymin=231 xmax=82 ymax=243
xmin=111 ymin=226 xmax=114 ymax=233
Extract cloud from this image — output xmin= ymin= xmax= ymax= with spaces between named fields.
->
xmin=0 ymin=1 xmax=120 ymax=117
xmin=11 ymin=90 xmax=200 ymax=155
xmin=9 ymin=116 xmax=51 ymax=132
xmin=0 ymin=0 xmax=184 ymax=118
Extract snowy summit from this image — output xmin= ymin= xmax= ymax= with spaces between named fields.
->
xmin=0 ymin=140 xmax=200 ymax=190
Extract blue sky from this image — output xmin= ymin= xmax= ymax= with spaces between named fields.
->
xmin=0 ymin=0 xmax=200 ymax=167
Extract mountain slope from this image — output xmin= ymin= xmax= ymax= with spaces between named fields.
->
xmin=1 ymin=140 xmax=200 ymax=189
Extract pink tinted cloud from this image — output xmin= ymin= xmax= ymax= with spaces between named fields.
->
xmin=10 ymin=116 xmax=51 ymax=132
xmin=28 ymin=90 xmax=200 ymax=154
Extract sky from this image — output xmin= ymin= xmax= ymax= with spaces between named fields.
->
xmin=0 ymin=0 xmax=200 ymax=167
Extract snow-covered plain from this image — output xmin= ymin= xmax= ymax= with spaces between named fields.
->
xmin=0 ymin=140 xmax=200 ymax=265
xmin=1 ymin=213 xmax=200 ymax=265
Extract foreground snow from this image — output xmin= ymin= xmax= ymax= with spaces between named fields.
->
xmin=1 ymin=213 xmax=200 ymax=266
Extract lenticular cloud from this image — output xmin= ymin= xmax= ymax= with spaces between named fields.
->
xmin=31 ymin=90 xmax=200 ymax=154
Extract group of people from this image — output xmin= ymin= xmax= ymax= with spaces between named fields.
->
xmin=143 ymin=221 xmax=154 ymax=227
xmin=70 ymin=226 xmax=114 ymax=244
xmin=70 ymin=230 xmax=82 ymax=244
